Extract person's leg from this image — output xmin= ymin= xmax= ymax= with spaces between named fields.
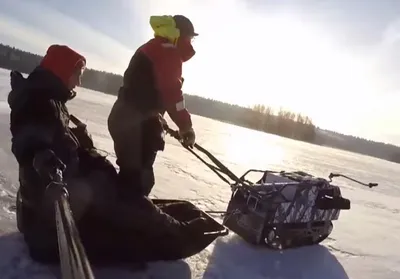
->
xmin=140 ymin=148 xmax=157 ymax=196
xmin=108 ymin=103 xmax=147 ymax=197
xmin=107 ymin=99 xmax=165 ymax=197
xmin=17 ymin=172 xmax=59 ymax=264
xmin=140 ymin=116 xmax=165 ymax=196
xmin=112 ymin=128 xmax=145 ymax=198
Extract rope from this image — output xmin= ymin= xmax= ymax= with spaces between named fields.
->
xmin=163 ymin=125 xmax=242 ymax=186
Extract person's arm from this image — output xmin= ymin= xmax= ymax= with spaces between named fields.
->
xmin=11 ymin=96 xmax=65 ymax=178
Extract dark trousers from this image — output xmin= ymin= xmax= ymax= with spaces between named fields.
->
xmin=108 ymin=100 xmax=165 ymax=197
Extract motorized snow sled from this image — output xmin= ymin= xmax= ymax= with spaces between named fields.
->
xmin=164 ymin=125 xmax=379 ymax=250
xmin=223 ymin=170 xmax=354 ymax=249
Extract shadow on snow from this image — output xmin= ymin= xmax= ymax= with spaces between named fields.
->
xmin=203 ymin=233 xmax=349 ymax=279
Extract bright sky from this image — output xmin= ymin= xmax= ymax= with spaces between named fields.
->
xmin=1 ymin=0 xmax=400 ymax=145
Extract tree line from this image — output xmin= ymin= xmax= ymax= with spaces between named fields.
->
xmin=0 ymin=43 xmax=316 ymax=143
xmin=313 ymin=129 xmax=400 ymax=164
xmin=251 ymin=104 xmax=315 ymax=142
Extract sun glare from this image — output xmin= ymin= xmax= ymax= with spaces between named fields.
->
xmin=220 ymin=122 xmax=286 ymax=169
xmin=182 ymin=11 xmax=378 ymax=131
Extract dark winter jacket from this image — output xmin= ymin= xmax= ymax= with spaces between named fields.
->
xmin=116 ymin=36 xmax=192 ymax=131
xmin=8 ymin=66 xmax=82 ymax=203
xmin=108 ymin=36 xmax=195 ymax=167
xmin=10 ymin=67 xmax=79 ymax=164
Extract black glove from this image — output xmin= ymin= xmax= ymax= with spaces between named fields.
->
xmin=179 ymin=127 xmax=196 ymax=148
xmin=10 ymin=70 xmax=25 ymax=90
xmin=33 ymin=149 xmax=66 ymax=183
xmin=43 ymin=178 xmax=68 ymax=207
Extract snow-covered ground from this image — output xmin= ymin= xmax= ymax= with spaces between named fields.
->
xmin=0 ymin=67 xmax=399 ymax=279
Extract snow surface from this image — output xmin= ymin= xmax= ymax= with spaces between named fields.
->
xmin=0 ymin=67 xmax=400 ymax=278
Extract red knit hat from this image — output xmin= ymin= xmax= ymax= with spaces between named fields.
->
xmin=40 ymin=44 xmax=86 ymax=87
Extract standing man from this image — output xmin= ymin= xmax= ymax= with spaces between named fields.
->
xmin=108 ymin=15 xmax=197 ymax=197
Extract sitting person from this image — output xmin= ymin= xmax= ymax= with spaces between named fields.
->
xmin=9 ymin=44 xmax=210 ymax=265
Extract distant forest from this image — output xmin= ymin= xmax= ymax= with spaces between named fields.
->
xmin=1 ymin=43 xmax=400 ymax=164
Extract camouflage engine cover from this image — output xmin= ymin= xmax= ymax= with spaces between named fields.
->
xmin=223 ymin=171 xmax=350 ymax=246
xmin=254 ymin=172 xmax=342 ymax=224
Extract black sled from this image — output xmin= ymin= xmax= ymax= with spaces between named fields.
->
xmin=86 ymin=199 xmax=229 ymax=264
xmin=16 ymin=189 xmax=228 ymax=265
